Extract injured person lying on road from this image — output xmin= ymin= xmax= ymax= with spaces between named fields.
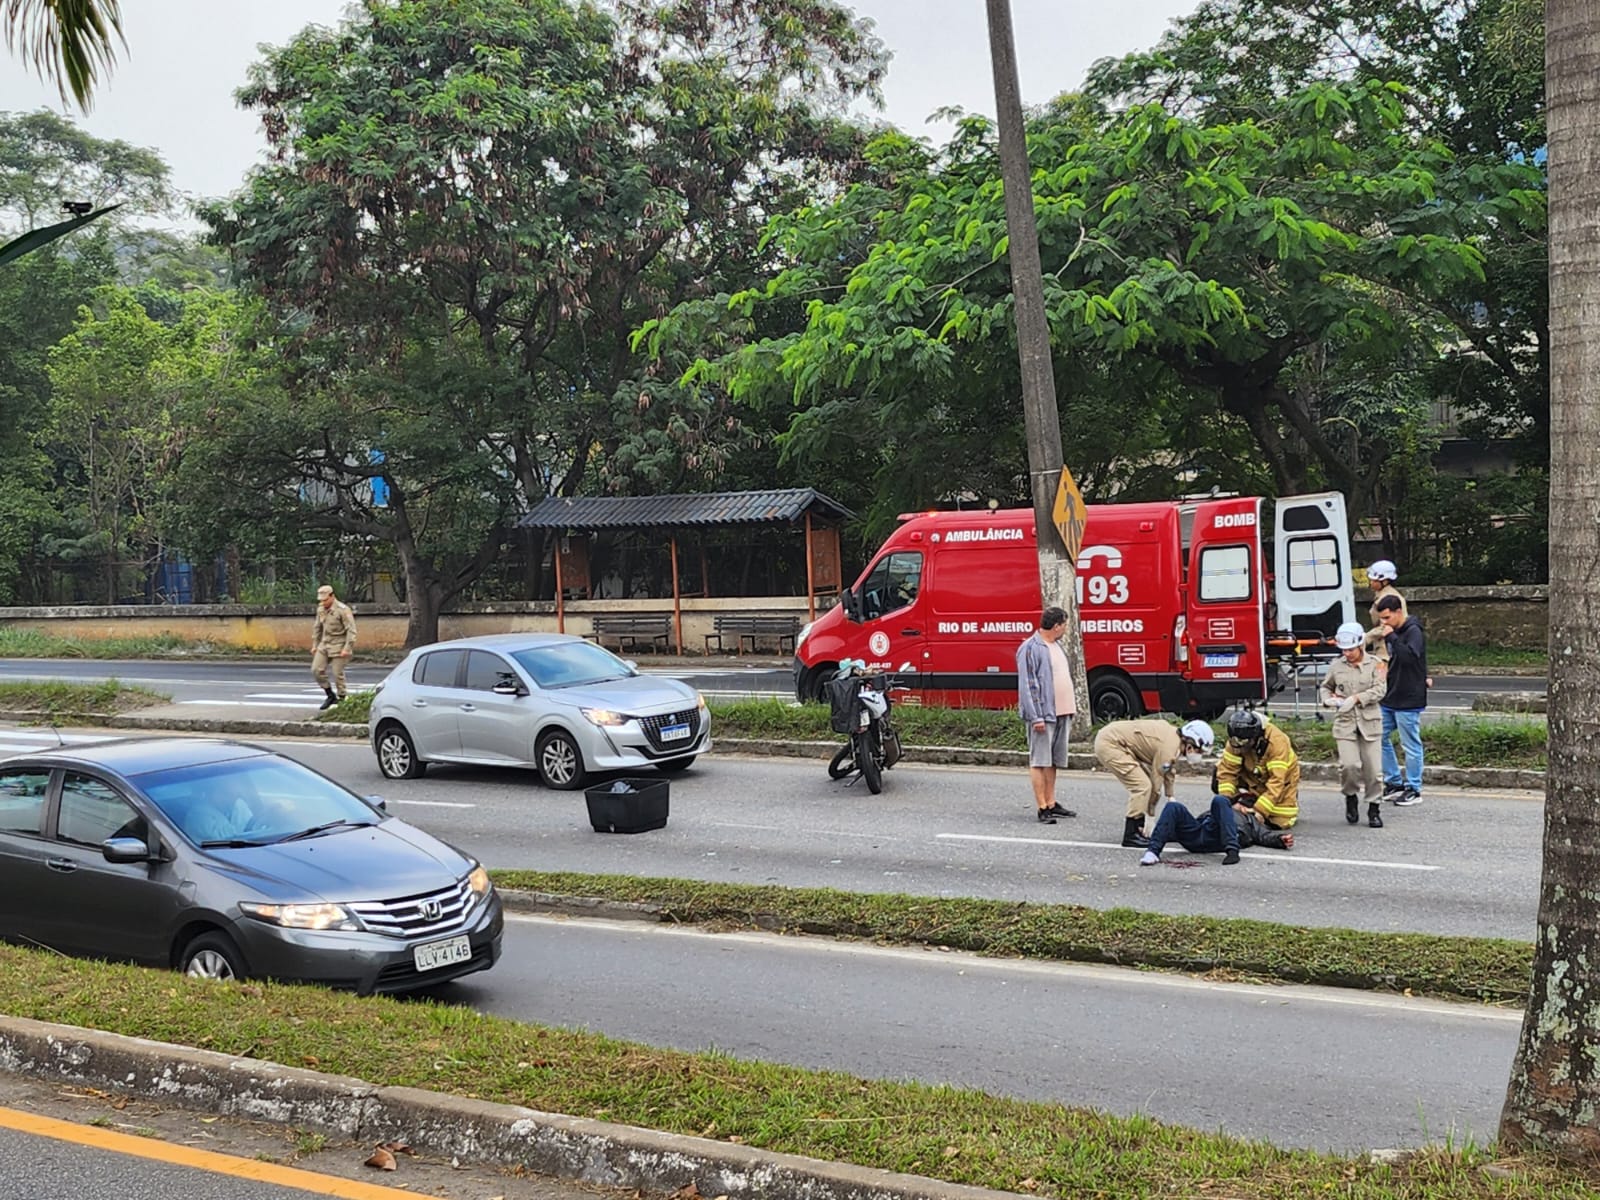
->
xmin=1138 ymin=795 xmax=1295 ymax=866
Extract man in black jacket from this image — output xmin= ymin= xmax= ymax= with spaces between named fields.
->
xmin=1375 ymin=593 xmax=1427 ymax=805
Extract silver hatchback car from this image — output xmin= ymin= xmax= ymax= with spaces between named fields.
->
xmin=369 ymin=634 xmax=711 ymax=789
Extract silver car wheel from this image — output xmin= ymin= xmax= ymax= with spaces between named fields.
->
xmin=186 ymin=949 xmax=236 ymax=981
xmin=379 ymin=731 xmax=413 ymax=777
xmin=539 ymin=734 xmax=581 ymax=788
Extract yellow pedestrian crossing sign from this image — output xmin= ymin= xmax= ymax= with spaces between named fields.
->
xmin=1053 ymin=466 xmax=1088 ymax=566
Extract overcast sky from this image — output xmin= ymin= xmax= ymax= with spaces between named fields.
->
xmin=0 ymin=0 xmax=1200 ymax=211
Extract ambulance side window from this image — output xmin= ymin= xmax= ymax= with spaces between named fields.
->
xmin=860 ymin=552 xmax=923 ymax=621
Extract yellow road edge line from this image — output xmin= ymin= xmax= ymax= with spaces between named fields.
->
xmin=0 ymin=1105 xmax=428 ymax=1199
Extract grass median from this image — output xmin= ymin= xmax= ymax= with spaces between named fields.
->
xmin=492 ymin=871 xmax=1532 ymax=1006
xmin=0 ymin=943 xmax=1588 ymax=1199
xmin=0 ymin=679 xmax=168 ymax=718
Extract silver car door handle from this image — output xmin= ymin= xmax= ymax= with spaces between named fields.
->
xmin=46 ymin=858 xmax=77 ymax=873
xmin=411 ymin=699 xmax=428 ymax=707
xmin=459 ymin=704 xmax=476 ymax=712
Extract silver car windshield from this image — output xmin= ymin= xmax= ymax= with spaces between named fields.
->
xmin=133 ymin=756 xmax=379 ymax=847
xmin=511 ymin=642 xmax=635 ymax=689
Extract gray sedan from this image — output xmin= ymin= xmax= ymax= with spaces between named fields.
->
xmin=368 ymin=633 xmax=711 ymax=789
xmin=0 ymin=739 xmax=502 ymax=994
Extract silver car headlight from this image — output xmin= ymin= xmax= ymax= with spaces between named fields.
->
xmin=464 ymin=864 xmax=492 ymax=909
xmin=239 ymin=901 xmax=362 ymax=931
xmin=580 ymin=707 xmax=629 ymax=727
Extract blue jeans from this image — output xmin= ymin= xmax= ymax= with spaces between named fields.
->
xmin=1381 ymin=706 xmax=1424 ymax=793
xmin=1148 ymin=795 xmax=1240 ymax=856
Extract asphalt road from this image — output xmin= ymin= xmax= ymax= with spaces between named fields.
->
xmin=0 ymin=728 xmax=1540 ymax=940
xmin=0 ymin=657 xmax=793 ymax=706
xmin=0 ymin=658 xmax=1543 ymax=715
xmin=436 ymin=913 xmax=1522 ymax=1154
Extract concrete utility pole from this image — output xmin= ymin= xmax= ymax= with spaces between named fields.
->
xmin=984 ymin=0 xmax=1091 ymax=711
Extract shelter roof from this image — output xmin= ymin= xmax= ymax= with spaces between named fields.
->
xmin=516 ymin=489 xmax=853 ymax=531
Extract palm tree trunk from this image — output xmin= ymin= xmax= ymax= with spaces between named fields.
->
xmin=1498 ymin=0 xmax=1600 ymax=1157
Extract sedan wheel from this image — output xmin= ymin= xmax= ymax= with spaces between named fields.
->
xmin=181 ymin=932 xmax=246 ymax=983
xmin=536 ymin=729 xmax=587 ymax=790
xmin=376 ymin=724 xmax=427 ymax=780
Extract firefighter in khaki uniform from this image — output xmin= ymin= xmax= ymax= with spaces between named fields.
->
xmin=1094 ymin=718 xmax=1216 ymax=847
xmin=311 ymin=585 xmax=357 ymax=710
xmin=1320 ymin=621 xmax=1388 ymax=830
xmin=1362 ymin=559 xmax=1407 ymax=662
xmin=1215 ymin=709 xmax=1299 ymax=829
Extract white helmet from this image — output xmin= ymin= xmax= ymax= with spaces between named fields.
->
xmin=1367 ymin=559 xmax=1397 ymax=583
xmin=1179 ymin=719 xmax=1215 ymax=751
xmin=1334 ymin=621 xmax=1365 ymax=650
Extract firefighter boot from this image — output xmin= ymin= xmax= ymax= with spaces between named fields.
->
xmin=1121 ymin=817 xmax=1150 ymax=848
xmin=319 ymin=688 xmax=339 ymax=711
xmin=1368 ymin=802 xmax=1384 ymax=829
xmin=1345 ymin=793 xmax=1359 ymax=824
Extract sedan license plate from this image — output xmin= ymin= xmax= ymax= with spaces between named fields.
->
xmin=413 ymin=935 xmax=472 ymax=973
xmin=1203 ymin=653 xmax=1240 ymax=668
xmin=659 ymin=722 xmax=691 ymax=742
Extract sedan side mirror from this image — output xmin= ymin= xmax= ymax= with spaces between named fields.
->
xmin=491 ymin=682 xmax=525 ymax=696
xmin=364 ymin=794 xmax=389 ymax=812
xmin=102 ymin=837 xmax=155 ymax=864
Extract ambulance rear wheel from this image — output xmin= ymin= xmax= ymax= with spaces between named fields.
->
xmin=1089 ymin=674 xmax=1142 ymax=723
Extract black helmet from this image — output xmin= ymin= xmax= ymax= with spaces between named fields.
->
xmin=1226 ymin=709 xmax=1265 ymax=745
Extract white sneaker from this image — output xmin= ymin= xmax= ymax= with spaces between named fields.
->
xmin=1139 ymin=850 xmax=1160 ymax=867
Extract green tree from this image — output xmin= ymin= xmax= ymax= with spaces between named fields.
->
xmin=208 ymin=0 xmax=887 ymax=643
xmin=652 ymin=83 xmax=1537 ymax=528
xmin=3 ymin=0 xmax=123 ymax=110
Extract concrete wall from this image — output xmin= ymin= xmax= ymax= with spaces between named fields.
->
xmin=0 ymin=586 xmax=1547 ymax=652
xmin=1396 ymin=585 xmax=1547 ymax=651
xmin=0 ymin=597 xmax=822 ymax=655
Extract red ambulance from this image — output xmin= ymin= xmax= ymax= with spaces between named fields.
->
xmin=792 ymin=492 xmax=1355 ymax=721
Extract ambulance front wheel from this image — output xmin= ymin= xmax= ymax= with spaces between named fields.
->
xmin=1089 ymin=673 xmax=1143 ymax=723
xmin=797 ymin=663 xmax=835 ymax=705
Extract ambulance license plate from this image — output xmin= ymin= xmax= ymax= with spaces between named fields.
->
xmin=659 ymin=723 xmax=691 ymax=741
xmin=413 ymin=935 xmax=471 ymax=973
xmin=1203 ymin=653 xmax=1240 ymax=668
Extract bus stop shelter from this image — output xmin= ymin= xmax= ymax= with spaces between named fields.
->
xmin=516 ymin=488 xmax=854 ymax=653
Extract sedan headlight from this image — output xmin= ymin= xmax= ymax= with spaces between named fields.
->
xmin=696 ymin=691 xmax=707 ymax=710
xmin=466 ymin=865 xmax=491 ymax=903
xmin=239 ymin=902 xmax=361 ymax=931
xmin=580 ymin=707 xmax=629 ymax=727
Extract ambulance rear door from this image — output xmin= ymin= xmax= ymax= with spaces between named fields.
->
xmin=1184 ymin=497 xmax=1268 ymax=704
xmin=1272 ymin=492 xmax=1356 ymax=638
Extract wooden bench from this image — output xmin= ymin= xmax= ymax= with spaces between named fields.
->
xmin=586 ymin=614 xmax=673 ymax=653
xmin=704 ymin=614 xmax=802 ymax=655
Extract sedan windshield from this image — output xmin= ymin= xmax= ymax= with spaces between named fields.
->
xmin=133 ymin=755 xmax=379 ymax=847
xmin=512 ymin=641 xmax=635 ymax=689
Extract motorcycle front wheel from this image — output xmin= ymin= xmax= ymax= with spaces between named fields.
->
xmin=857 ymin=731 xmax=883 ymax=794
xmin=828 ymin=743 xmax=855 ymax=779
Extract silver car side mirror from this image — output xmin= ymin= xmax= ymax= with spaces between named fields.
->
xmin=364 ymin=794 xmax=389 ymax=812
xmin=102 ymin=837 xmax=155 ymax=864
xmin=491 ymin=682 xmax=523 ymax=696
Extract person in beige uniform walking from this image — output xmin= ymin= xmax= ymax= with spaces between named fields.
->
xmin=1094 ymin=718 xmax=1216 ymax=847
xmin=1321 ymin=621 xmax=1388 ymax=828
xmin=311 ymin=585 xmax=357 ymax=710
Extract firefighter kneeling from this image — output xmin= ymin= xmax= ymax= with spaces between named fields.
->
xmin=1093 ymin=718 xmax=1217 ymax=847
xmin=1215 ymin=709 xmax=1300 ymax=829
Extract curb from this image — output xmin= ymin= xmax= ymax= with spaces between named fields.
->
xmin=1473 ymin=691 xmax=1547 ymax=714
xmin=0 ymin=1014 xmax=1021 ymax=1200
xmin=0 ymin=712 xmax=1547 ymax=790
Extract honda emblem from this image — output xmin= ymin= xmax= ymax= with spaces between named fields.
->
xmin=420 ymin=899 xmax=442 ymax=921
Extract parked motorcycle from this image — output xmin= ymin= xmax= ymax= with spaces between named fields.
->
xmin=825 ymin=661 xmax=903 ymax=793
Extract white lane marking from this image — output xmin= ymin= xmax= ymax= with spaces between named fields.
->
xmin=502 ymin=913 xmax=1521 ymax=1020
xmin=386 ymin=798 xmax=476 ymax=809
xmin=708 ymin=820 xmax=901 ymax=841
xmin=936 ymin=832 xmax=1441 ymax=871
xmin=177 ymin=699 xmax=326 ymax=709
